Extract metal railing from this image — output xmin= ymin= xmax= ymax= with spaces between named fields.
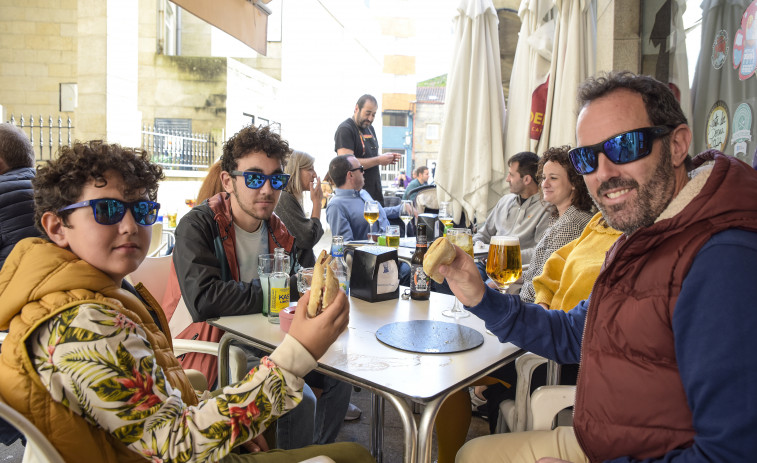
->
xmin=7 ymin=114 xmax=74 ymax=163
xmin=141 ymin=124 xmax=216 ymax=171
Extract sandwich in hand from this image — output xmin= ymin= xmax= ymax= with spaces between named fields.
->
xmin=307 ymin=250 xmax=340 ymax=317
xmin=423 ymin=237 xmax=456 ymax=284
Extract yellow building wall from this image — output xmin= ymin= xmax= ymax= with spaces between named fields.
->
xmin=383 ymin=55 xmax=415 ymax=75
xmin=0 ymin=0 xmax=78 ymax=120
xmin=382 ymin=93 xmax=414 ymax=111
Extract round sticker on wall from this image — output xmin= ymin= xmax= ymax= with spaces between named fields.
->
xmin=732 ymin=0 xmax=757 ymax=80
xmin=731 ymin=103 xmax=753 ymax=159
xmin=713 ymin=30 xmax=729 ymax=69
xmin=706 ymin=100 xmax=730 ymax=152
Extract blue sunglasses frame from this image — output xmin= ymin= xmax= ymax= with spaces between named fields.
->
xmin=568 ymin=126 xmax=673 ymax=175
xmin=58 ymin=198 xmax=161 ymax=226
xmin=230 ymin=170 xmax=291 ymax=190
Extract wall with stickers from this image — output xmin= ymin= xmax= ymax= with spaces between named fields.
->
xmin=691 ymin=0 xmax=757 ymax=167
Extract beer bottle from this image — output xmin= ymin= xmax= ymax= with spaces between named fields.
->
xmin=410 ymin=224 xmax=431 ymax=300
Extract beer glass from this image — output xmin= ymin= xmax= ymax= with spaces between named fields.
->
xmin=400 ymin=200 xmax=414 ymax=238
xmin=363 ymin=200 xmax=380 ymax=238
xmin=439 ymin=201 xmax=454 ymax=236
xmin=386 ymin=225 xmax=400 ymax=248
xmin=486 ymin=236 xmax=522 ymax=293
xmin=442 ymin=228 xmax=473 ymax=318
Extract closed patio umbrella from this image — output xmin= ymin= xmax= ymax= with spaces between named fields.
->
xmin=537 ymin=0 xmax=596 ymax=153
xmin=435 ymin=0 xmax=507 ymax=225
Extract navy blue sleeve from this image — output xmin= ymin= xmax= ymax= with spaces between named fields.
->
xmin=466 ymin=286 xmax=586 ymax=364
xmin=605 ymin=229 xmax=757 ymax=463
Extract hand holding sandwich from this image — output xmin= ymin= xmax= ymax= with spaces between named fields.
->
xmin=288 ymin=288 xmax=350 ymax=360
xmin=424 ymin=237 xmax=487 ymax=307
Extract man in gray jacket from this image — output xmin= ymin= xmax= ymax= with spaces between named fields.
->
xmin=473 ymin=151 xmax=551 ymax=265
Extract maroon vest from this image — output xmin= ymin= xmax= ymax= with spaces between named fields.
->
xmin=573 ymin=152 xmax=757 ymax=461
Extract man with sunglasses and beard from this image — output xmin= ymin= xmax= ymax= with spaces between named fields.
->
xmin=440 ymin=71 xmax=757 ymax=463
xmin=164 ymin=125 xmax=353 ymax=451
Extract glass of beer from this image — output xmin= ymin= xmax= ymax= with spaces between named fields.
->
xmin=439 ymin=201 xmax=454 ymax=236
xmin=364 ymin=200 xmax=380 ymax=238
xmin=442 ymin=228 xmax=473 ymax=318
xmin=486 ymin=236 xmax=522 ymax=293
xmin=386 ymin=225 xmax=400 ymax=248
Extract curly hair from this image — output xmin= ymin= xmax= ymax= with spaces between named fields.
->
xmin=32 ymin=141 xmax=164 ymax=236
xmin=221 ymin=125 xmax=290 ymax=174
xmin=537 ymin=145 xmax=594 ymax=216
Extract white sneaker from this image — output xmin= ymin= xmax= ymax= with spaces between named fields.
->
xmin=469 ymin=387 xmax=487 ymax=409
xmin=344 ymin=403 xmax=362 ymax=421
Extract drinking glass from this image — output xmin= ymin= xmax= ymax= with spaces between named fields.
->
xmin=297 ymin=267 xmax=314 ymax=296
xmin=363 ymin=200 xmax=380 ymax=237
xmin=399 ymin=200 xmax=414 ymax=237
xmin=442 ymin=228 xmax=472 ymax=318
xmin=386 ymin=225 xmax=400 ymax=248
xmin=486 ymin=236 xmax=522 ymax=293
xmin=439 ymin=201 xmax=454 ymax=236
xmin=258 ymin=254 xmax=275 ymax=316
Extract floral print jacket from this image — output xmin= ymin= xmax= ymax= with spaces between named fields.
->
xmin=30 ymin=303 xmax=316 ymax=463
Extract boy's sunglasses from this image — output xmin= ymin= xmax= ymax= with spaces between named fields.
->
xmin=568 ymin=126 xmax=673 ymax=175
xmin=58 ymin=198 xmax=161 ymax=226
xmin=230 ymin=171 xmax=290 ymax=190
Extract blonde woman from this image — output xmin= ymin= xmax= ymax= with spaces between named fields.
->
xmin=274 ymin=150 xmax=324 ymax=267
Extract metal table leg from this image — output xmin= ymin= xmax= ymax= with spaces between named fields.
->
xmin=370 ymin=393 xmax=384 ymax=462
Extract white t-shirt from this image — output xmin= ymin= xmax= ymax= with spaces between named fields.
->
xmin=234 ymin=221 xmax=268 ymax=281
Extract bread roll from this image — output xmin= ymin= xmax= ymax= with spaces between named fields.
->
xmin=423 ymin=237 xmax=456 ymax=284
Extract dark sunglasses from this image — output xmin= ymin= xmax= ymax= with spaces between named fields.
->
xmin=349 ymin=165 xmax=365 ymax=173
xmin=568 ymin=126 xmax=673 ymax=175
xmin=230 ymin=171 xmax=290 ymax=190
xmin=58 ymin=198 xmax=161 ymax=226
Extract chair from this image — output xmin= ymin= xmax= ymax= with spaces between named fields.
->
xmin=0 ymin=397 xmax=64 ymax=463
xmin=128 ymin=256 xmax=248 ymax=385
xmin=496 ymin=352 xmax=574 ymax=433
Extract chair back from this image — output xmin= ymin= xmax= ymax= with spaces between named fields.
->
xmin=128 ymin=255 xmax=173 ymax=304
xmin=384 ymin=196 xmax=401 ymax=207
xmin=0 ymin=397 xmax=64 ymax=463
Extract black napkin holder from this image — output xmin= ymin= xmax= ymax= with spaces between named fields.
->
xmin=350 ymin=245 xmax=400 ymax=302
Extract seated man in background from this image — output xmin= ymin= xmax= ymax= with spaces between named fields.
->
xmin=163 ymin=125 xmax=353 ymax=450
xmin=473 ymin=151 xmax=551 ymax=266
xmin=325 ymin=154 xmax=411 ymax=285
xmin=402 ymin=165 xmax=430 ymax=201
xmin=0 ymin=140 xmax=373 ymax=463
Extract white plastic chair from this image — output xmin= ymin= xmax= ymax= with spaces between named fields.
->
xmin=128 ymin=255 xmax=248 ymax=385
xmin=496 ymin=352 xmax=575 ymax=433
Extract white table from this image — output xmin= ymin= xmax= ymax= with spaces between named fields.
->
xmin=210 ymin=289 xmax=521 ymax=463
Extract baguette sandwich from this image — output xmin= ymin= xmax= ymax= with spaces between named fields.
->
xmin=307 ymin=250 xmax=340 ymax=317
xmin=423 ymin=237 xmax=456 ymax=284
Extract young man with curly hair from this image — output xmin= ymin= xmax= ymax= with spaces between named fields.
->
xmin=0 ymin=141 xmax=371 ymax=462
xmin=163 ymin=125 xmax=354 ymax=450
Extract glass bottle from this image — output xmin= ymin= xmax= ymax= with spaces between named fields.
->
xmin=330 ymin=235 xmax=350 ymax=296
xmin=410 ymin=224 xmax=430 ymax=300
xmin=268 ymin=247 xmax=290 ymax=324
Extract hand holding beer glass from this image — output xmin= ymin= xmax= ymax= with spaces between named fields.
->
xmin=364 ymin=200 xmax=380 ymax=237
xmin=486 ymin=236 xmax=522 ymax=293
xmin=442 ymin=228 xmax=473 ymax=318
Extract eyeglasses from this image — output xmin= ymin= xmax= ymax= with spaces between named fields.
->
xmin=568 ymin=126 xmax=673 ymax=175
xmin=58 ymin=198 xmax=161 ymax=226
xmin=230 ymin=171 xmax=290 ymax=190
xmin=349 ymin=165 xmax=365 ymax=173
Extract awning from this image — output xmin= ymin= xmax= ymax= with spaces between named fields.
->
xmin=172 ymin=0 xmax=272 ymax=55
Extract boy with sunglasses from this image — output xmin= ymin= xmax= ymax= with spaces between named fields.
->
xmin=441 ymin=71 xmax=757 ymax=462
xmin=163 ymin=125 xmax=353 ymax=450
xmin=0 ymin=141 xmax=372 ymax=462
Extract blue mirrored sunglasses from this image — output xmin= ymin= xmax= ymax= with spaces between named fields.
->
xmin=568 ymin=126 xmax=673 ymax=175
xmin=58 ymin=198 xmax=161 ymax=226
xmin=230 ymin=171 xmax=290 ymax=190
